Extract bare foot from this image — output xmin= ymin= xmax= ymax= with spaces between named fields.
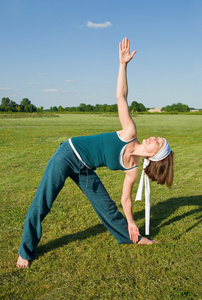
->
xmin=137 ymin=237 xmax=159 ymax=245
xmin=16 ymin=255 xmax=30 ymax=269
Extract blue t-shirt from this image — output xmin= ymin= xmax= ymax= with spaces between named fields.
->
xmin=70 ymin=132 xmax=138 ymax=171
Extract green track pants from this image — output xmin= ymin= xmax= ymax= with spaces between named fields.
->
xmin=19 ymin=140 xmax=136 ymax=260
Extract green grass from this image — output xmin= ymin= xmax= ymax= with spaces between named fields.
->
xmin=0 ymin=113 xmax=201 ymax=299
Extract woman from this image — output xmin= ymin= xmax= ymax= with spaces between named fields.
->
xmin=16 ymin=38 xmax=173 ymax=268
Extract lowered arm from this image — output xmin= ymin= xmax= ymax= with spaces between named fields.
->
xmin=121 ymin=169 xmax=140 ymax=243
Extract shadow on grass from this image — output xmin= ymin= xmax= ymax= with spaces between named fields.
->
xmin=134 ymin=195 xmax=202 ymax=236
xmin=37 ymin=195 xmax=201 ymax=257
xmin=37 ymin=223 xmax=107 ymax=257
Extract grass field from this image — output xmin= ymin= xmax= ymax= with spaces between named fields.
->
xmin=0 ymin=113 xmax=201 ymax=299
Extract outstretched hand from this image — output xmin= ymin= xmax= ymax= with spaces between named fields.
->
xmin=119 ymin=37 xmax=136 ymax=64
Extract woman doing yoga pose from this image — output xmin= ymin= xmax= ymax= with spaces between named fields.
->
xmin=16 ymin=38 xmax=173 ymax=268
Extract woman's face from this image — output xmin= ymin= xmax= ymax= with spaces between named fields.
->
xmin=142 ymin=137 xmax=165 ymax=157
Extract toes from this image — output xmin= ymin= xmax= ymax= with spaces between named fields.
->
xmin=16 ymin=256 xmax=30 ymax=269
xmin=152 ymin=240 xmax=159 ymax=244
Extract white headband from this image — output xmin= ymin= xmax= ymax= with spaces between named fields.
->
xmin=150 ymin=138 xmax=171 ymax=162
xmin=135 ymin=139 xmax=171 ymax=235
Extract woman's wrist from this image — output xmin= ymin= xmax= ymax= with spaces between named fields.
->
xmin=119 ymin=61 xmax=127 ymax=66
xmin=127 ymin=219 xmax=135 ymax=226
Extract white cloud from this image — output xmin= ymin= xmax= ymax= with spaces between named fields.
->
xmin=87 ymin=21 xmax=112 ymax=28
xmin=66 ymin=80 xmax=74 ymax=83
xmin=44 ymin=89 xmax=58 ymax=93
xmin=0 ymin=87 xmax=12 ymax=91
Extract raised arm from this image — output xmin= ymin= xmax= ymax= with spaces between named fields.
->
xmin=116 ymin=38 xmax=137 ymax=140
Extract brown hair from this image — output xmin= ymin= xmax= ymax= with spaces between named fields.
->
xmin=144 ymin=151 xmax=174 ymax=187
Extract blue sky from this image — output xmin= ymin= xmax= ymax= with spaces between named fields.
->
xmin=0 ymin=0 xmax=201 ymax=109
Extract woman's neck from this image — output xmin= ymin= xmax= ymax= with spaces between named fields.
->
xmin=131 ymin=143 xmax=150 ymax=158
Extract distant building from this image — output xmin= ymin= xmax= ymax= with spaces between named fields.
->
xmin=148 ymin=108 xmax=162 ymax=113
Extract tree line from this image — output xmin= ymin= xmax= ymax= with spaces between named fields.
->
xmin=0 ymin=97 xmax=43 ymax=112
xmin=0 ymin=98 xmax=147 ymax=113
xmin=50 ymin=101 xmax=147 ymax=113
xmin=1 ymin=97 xmax=193 ymax=113
xmin=161 ymin=103 xmax=190 ymax=112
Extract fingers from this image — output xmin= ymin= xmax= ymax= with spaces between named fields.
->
xmin=122 ymin=37 xmax=128 ymax=50
xmin=120 ymin=37 xmax=128 ymax=50
xmin=125 ymin=37 xmax=129 ymax=49
xmin=122 ymin=38 xmax=125 ymax=49
xmin=120 ymin=37 xmax=136 ymax=54
xmin=130 ymin=233 xmax=140 ymax=244
xmin=134 ymin=235 xmax=139 ymax=244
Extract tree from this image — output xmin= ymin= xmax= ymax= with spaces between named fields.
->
xmin=79 ymin=103 xmax=86 ymax=111
xmin=20 ymin=98 xmax=31 ymax=112
xmin=85 ymin=104 xmax=93 ymax=112
xmin=1 ymin=97 xmax=20 ymax=112
xmin=106 ymin=104 xmax=118 ymax=112
xmin=52 ymin=106 xmax=58 ymax=111
xmin=162 ymin=102 xmax=190 ymax=112
xmin=1 ymin=97 xmax=11 ymax=107
xmin=100 ymin=104 xmax=108 ymax=112
xmin=24 ymin=104 xmax=32 ymax=112
xmin=20 ymin=98 xmax=31 ymax=106
xmin=68 ymin=107 xmax=77 ymax=112
xmin=10 ymin=100 xmax=17 ymax=107
xmin=37 ymin=106 xmax=44 ymax=112
xmin=93 ymin=104 xmax=102 ymax=112
xmin=130 ymin=101 xmax=146 ymax=112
